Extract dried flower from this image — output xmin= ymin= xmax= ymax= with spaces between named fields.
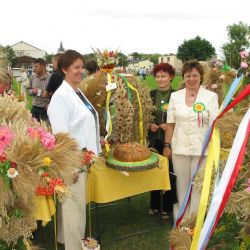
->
xmin=7 ymin=168 xmax=18 ymax=178
xmin=43 ymin=157 xmax=52 ymax=167
xmin=239 ymin=50 xmax=249 ymax=59
xmin=211 ymin=84 xmax=218 ymax=89
xmin=27 ymin=127 xmax=55 ymax=150
xmin=240 ymin=62 xmax=248 ymax=69
xmin=0 ymin=126 xmax=14 ymax=154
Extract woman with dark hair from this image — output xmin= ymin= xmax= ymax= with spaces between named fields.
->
xmin=148 ymin=63 xmax=177 ymax=219
xmin=48 ymin=50 xmax=101 ymax=250
xmin=164 ymin=61 xmax=219 ymax=220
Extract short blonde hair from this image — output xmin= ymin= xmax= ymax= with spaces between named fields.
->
xmin=0 ymin=68 xmax=12 ymax=85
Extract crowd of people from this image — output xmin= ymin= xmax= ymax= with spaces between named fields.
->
xmin=0 ymin=50 xmax=219 ymax=250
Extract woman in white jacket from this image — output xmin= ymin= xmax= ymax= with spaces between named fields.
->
xmin=48 ymin=50 xmax=101 ymax=250
xmin=163 ymin=61 xmax=219 ymax=221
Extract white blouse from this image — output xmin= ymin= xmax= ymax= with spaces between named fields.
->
xmin=167 ymin=86 xmax=219 ymax=156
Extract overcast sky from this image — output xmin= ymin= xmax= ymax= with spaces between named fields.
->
xmin=1 ymin=0 xmax=249 ymax=56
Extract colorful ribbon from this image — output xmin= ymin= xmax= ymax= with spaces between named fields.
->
xmin=104 ymin=73 xmax=112 ymax=153
xmin=198 ymin=107 xmax=250 ymax=249
xmin=190 ymin=127 xmax=220 ymax=250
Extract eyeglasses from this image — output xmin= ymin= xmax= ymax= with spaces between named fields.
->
xmin=184 ymin=74 xmax=200 ymax=79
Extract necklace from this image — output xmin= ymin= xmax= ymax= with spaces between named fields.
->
xmin=158 ymin=90 xmax=170 ymax=104
xmin=189 ymin=94 xmax=196 ymax=103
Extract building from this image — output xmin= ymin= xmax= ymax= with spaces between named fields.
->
xmin=11 ymin=41 xmax=46 ymax=59
xmin=127 ymin=59 xmax=154 ymax=73
xmin=11 ymin=41 xmax=46 ymax=68
xmin=158 ymin=54 xmax=182 ymax=73
xmin=57 ymin=41 xmax=65 ymax=53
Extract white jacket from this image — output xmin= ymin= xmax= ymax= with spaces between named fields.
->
xmin=48 ymin=80 xmax=101 ymax=155
xmin=167 ymin=86 xmax=219 ymax=156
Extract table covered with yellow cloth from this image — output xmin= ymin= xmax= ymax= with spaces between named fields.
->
xmin=87 ymin=154 xmax=170 ymax=203
xmin=33 ymin=154 xmax=170 ymax=224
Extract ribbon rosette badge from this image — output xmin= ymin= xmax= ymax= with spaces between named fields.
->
xmin=193 ymin=102 xmax=206 ymax=127
xmin=161 ymin=103 xmax=169 ymax=112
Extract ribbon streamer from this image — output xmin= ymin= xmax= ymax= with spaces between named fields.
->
xmin=104 ymin=73 xmax=113 ymax=153
xmin=198 ymin=107 xmax=250 ymax=250
xmin=190 ymin=127 xmax=220 ymax=250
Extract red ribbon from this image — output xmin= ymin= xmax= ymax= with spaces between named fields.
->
xmin=208 ymin=118 xmax=250 ymax=241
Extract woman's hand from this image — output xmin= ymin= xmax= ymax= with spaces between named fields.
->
xmin=163 ymin=147 xmax=172 ymax=159
xmin=150 ymin=123 xmax=159 ymax=132
xmin=159 ymin=123 xmax=167 ymax=131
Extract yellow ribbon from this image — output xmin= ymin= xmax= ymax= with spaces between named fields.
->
xmin=127 ymin=82 xmax=144 ymax=144
xmin=104 ymin=73 xmax=112 ymax=153
xmin=190 ymin=127 xmax=220 ymax=250
xmin=53 ymin=193 xmax=58 ymax=250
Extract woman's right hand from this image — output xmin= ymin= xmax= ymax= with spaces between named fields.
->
xmin=150 ymin=123 xmax=159 ymax=132
xmin=163 ymin=147 xmax=172 ymax=159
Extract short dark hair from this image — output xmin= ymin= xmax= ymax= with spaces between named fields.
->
xmin=181 ymin=61 xmax=204 ymax=82
xmin=153 ymin=63 xmax=175 ymax=77
xmin=58 ymin=50 xmax=84 ymax=76
xmin=85 ymin=60 xmax=99 ymax=75
xmin=34 ymin=58 xmax=46 ymax=66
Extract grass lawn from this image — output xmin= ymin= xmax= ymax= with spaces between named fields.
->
xmin=141 ymin=75 xmax=182 ymax=90
xmin=35 ymin=193 xmax=173 ymax=250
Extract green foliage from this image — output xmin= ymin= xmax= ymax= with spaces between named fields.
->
xmin=117 ymin=52 xmax=128 ymax=67
xmin=1 ymin=45 xmax=17 ymax=67
xmin=83 ymin=53 xmax=95 ymax=63
xmin=45 ymin=53 xmax=53 ymax=63
xmin=0 ymin=238 xmax=26 ymax=250
xmin=208 ymin=214 xmax=242 ymax=250
xmin=177 ymin=36 xmax=216 ymax=62
xmin=142 ymin=75 xmax=182 ymax=90
xmin=221 ymin=22 xmax=250 ymax=69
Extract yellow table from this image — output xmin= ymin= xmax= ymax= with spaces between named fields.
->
xmin=87 ymin=154 xmax=170 ymax=203
xmin=33 ymin=154 xmax=170 ymax=224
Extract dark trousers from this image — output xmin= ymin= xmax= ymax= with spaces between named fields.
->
xmin=31 ymin=106 xmax=48 ymax=122
xmin=149 ymin=139 xmax=178 ymax=213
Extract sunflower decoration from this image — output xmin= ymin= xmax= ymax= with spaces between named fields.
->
xmin=161 ymin=102 xmax=169 ymax=112
xmin=193 ymin=102 xmax=206 ymax=127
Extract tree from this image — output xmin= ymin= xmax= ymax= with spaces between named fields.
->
xmin=2 ymin=45 xmax=17 ymax=67
xmin=177 ymin=36 xmax=216 ymax=62
xmin=117 ymin=52 xmax=128 ymax=67
xmin=221 ymin=22 xmax=250 ymax=69
xmin=45 ymin=53 xmax=54 ymax=63
xmin=131 ymin=52 xmax=142 ymax=60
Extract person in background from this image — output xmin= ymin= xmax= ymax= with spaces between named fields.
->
xmin=45 ymin=54 xmax=64 ymax=97
xmin=0 ymin=68 xmax=12 ymax=96
xmin=148 ymin=63 xmax=178 ymax=219
xmin=48 ymin=50 xmax=101 ymax=250
xmin=164 ymin=61 xmax=219 ymax=220
xmin=85 ymin=59 xmax=100 ymax=76
xmin=19 ymin=66 xmax=29 ymax=100
xmin=27 ymin=58 xmax=50 ymax=121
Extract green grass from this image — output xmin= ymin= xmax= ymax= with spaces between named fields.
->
xmin=35 ymin=193 xmax=173 ymax=250
xmin=141 ymin=75 xmax=182 ymax=90
xmin=12 ymin=79 xmax=32 ymax=110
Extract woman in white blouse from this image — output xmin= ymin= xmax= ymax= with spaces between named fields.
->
xmin=48 ymin=50 xmax=101 ymax=250
xmin=163 ymin=61 xmax=219 ymax=220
